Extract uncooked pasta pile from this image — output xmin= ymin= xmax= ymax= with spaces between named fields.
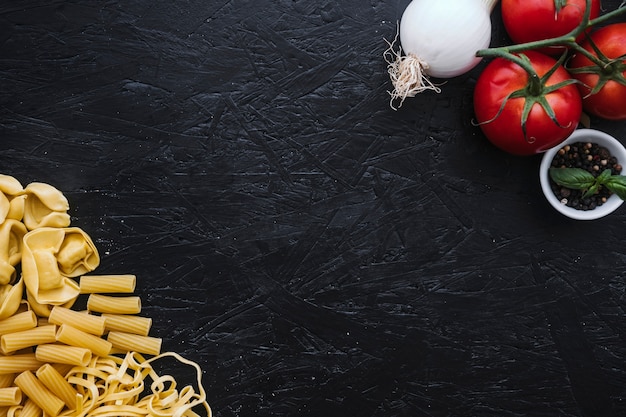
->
xmin=0 ymin=174 xmax=212 ymax=417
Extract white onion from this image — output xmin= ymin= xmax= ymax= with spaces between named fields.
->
xmin=386 ymin=0 xmax=498 ymax=109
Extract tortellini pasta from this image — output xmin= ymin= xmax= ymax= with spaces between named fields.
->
xmin=0 ymin=219 xmax=27 ymax=285
xmin=0 ymin=277 xmax=24 ymax=320
xmin=0 ymin=174 xmax=101 ymax=316
xmin=22 ymin=182 xmax=71 ymax=230
xmin=0 ymin=174 xmax=26 ymax=224
xmin=22 ymin=227 xmax=100 ymax=308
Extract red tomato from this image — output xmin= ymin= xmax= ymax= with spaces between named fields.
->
xmin=568 ymin=23 xmax=626 ymax=120
xmin=501 ymin=0 xmax=601 ymax=55
xmin=474 ymin=51 xmax=582 ymax=156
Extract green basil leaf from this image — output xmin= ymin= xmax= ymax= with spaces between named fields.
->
xmin=582 ymin=183 xmax=599 ymax=199
xmin=549 ymin=167 xmax=595 ymax=189
xmin=597 ymin=169 xmax=613 ymax=183
xmin=605 ymin=175 xmax=626 ymax=200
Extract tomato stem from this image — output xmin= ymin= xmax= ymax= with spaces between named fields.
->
xmin=477 ymin=0 xmax=626 ymax=63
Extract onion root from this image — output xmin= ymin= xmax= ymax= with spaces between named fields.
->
xmin=384 ymin=32 xmax=441 ymax=110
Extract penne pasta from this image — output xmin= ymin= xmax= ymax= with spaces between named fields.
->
xmin=48 ymin=306 xmax=105 ymax=336
xmin=0 ymin=310 xmax=37 ymax=335
xmin=0 ymin=325 xmax=57 ymax=354
xmin=102 ymin=313 xmax=152 ymax=336
xmin=86 ymin=294 xmax=141 ymax=314
xmin=35 ymin=344 xmax=92 ymax=367
xmin=107 ymin=331 xmax=162 ymax=356
xmin=0 ymin=354 xmax=44 ymax=374
xmin=14 ymin=370 xmax=65 ymax=416
xmin=55 ymin=324 xmax=112 ymax=358
xmin=36 ymin=363 xmax=77 ymax=409
xmin=0 ymin=387 xmax=21 ymax=406
xmin=79 ymin=274 xmax=136 ymax=294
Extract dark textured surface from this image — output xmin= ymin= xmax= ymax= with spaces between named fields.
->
xmin=1 ymin=1 xmax=626 ymax=416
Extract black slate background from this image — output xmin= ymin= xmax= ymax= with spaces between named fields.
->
xmin=2 ymin=1 xmax=626 ymax=416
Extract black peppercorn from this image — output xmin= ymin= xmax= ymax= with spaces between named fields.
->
xmin=549 ymin=141 xmax=622 ymax=211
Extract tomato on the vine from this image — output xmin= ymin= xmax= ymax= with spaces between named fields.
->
xmin=568 ymin=23 xmax=626 ymax=121
xmin=501 ymin=0 xmax=601 ymax=55
xmin=474 ymin=51 xmax=582 ymax=156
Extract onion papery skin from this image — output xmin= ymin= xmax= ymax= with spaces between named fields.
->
xmin=399 ymin=0 xmax=492 ymax=79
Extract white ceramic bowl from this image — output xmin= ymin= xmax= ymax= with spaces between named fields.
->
xmin=540 ymin=128 xmax=626 ymax=220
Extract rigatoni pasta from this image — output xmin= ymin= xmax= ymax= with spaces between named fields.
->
xmin=0 ymin=175 xmax=212 ymax=416
xmin=0 ymin=354 xmax=44 ymax=375
xmin=79 ymin=274 xmax=136 ymax=294
xmin=35 ymin=344 xmax=92 ymax=367
xmin=107 ymin=332 xmax=162 ymax=356
xmin=87 ymin=294 xmax=141 ymax=314
xmin=55 ymin=324 xmax=112 ymax=358
xmin=14 ymin=370 xmax=65 ymax=416
xmin=48 ymin=306 xmax=105 ymax=336
xmin=35 ymin=363 xmax=77 ymax=409
xmin=0 ymin=310 xmax=37 ymax=335
xmin=18 ymin=398 xmax=42 ymax=417
xmin=0 ymin=386 xmax=21 ymax=406
xmin=0 ymin=325 xmax=57 ymax=354
xmin=0 ymin=374 xmax=14 ymax=389
xmin=102 ymin=313 xmax=152 ymax=336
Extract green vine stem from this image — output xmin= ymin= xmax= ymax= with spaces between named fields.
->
xmin=476 ymin=0 xmax=626 ymax=77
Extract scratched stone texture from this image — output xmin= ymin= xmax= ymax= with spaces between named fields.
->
xmin=1 ymin=0 xmax=626 ymax=416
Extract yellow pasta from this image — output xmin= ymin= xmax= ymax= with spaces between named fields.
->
xmin=0 ymin=176 xmax=213 ymax=416
xmin=0 ymin=324 xmax=57 ymax=354
xmin=55 ymin=324 xmax=112 ymax=358
xmin=51 ymin=363 xmax=73 ymax=378
xmin=48 ymin=306 xmax=105 ymax=336
xmin=0 ymin=219 xmax=27 ymax=286
xmin=0 ymin=354 xmax=44 ymax=374
xmin=21 ymin=182 xmax=70 ymax=231
xmin=14 ymin=370 xmax=65 ymax=416
xmin=0 ymin=277 xmax=24 ymax=321
xmin=0 ymin=374 xmax=13 ymax=389
xmin=79 ymin=274 xmax=136 ymax=294
xmin=0 ymin=387 xmax=21 ymax=406
xmin=0 ymin=310 xmax=37 ymax=335
xmin=62 ymin=351 xmax=211 ymax=417
xmin=35 ymin=344 xmax=92 ymax=367
xmin=102 ymin=313 xmax=152 ymax=336
xmin=36 ymin=363 xmax=77 ymax=409
xmin=107 ymin=332 xmax=162 ymax=356
xmin=18 ymin=399 xmax=43 ymax=417
xmin=87 ymin=294 xmax=141 ymax=314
